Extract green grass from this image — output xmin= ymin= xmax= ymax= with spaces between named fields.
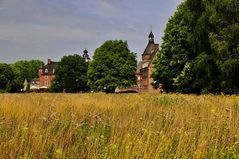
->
xmin=0 ymin=93 xmax=239 ymax=158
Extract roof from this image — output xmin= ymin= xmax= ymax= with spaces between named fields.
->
xmin=148 ymin=31 xmax=154 ymax=38
xmin=83 ymin=49 xmax=90 ymax=62
xmin=143 ymin=43 xmax=159 ymax=56
xmin=142 ymin=43 xmax=159 ymax=63
xmin=42 ymin=61 xmax=58 ymax=75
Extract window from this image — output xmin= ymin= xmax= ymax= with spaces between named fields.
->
xmin=45 ymin=69 xmax=48 ymax=73
xmin=44 ymin=81 xmax=48 ymax=87
xmin=53 ymin=69 xmax=55 ymax=74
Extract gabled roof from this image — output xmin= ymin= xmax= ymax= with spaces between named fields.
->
xmin=148 ymin=31 xmax=154 ymax=38
xmin=42 ymin=61 xmax=58 ymax=75
xmin=142 ymin=43 xmax=159 ymax=56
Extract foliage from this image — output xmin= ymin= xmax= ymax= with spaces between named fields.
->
xmin=0 ymin=93 xmax=239 ymax=158
xmin=87 ymin=40 xmax=137 ymax=93
xmin=11 ymin=60 xmax=44 ymax=82
xmin=9 ymin=60 xmax=44 ymax=92
xmin=152 ymin=0 xmax=239 ymax=94
xmin=0 ymin=63 xmax=14 ymax=91
xmin=51 ymin=54 xmax=89 ymax=93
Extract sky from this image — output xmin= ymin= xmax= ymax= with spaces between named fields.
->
xmin=0 ymin=0 xmax=183 ymax=64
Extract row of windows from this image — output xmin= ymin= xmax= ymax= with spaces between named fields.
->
xmin=44 ymin=69 xmax=55 ymax=74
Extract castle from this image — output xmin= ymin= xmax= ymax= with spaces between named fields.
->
xmin=35 ymin=31 xmax=159 ymax=92
xmin=115 ymin=30 xmax=160 ymax=93
xmin=36 ymin=49 xmax=90 ymax=90
xmin=136 ymin=30 xmax=159 ymax=92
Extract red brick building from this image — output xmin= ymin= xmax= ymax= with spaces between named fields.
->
xmin=136 ymin=31 xmax=159 ymax=92
xmin=116 ymin=31 xmax=160 ymax=93
xmin=38 ymin=59 xmax=58 ymax=89
xmin=38 ymin=49 xmax=90 ymax=89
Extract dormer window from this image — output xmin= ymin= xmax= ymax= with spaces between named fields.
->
xmin=45 ymin=69 xmax=48 ymax=73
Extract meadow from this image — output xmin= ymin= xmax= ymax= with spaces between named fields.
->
xmin=0 ymin=93 xmax=239 ymax=159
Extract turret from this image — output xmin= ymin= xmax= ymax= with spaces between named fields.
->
xmin=148 ymin=31 xmax=154 ymax=43
xmin=83 ymin=49 xmax=90 ymax=62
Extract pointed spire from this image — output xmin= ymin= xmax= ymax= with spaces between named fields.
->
xmin=83 ymin=48 xmax=88 ymax=54
xmin=148 ymin=31 xmax=154 ymax=38
xmin=148 ymin=28 xmax=154 ymax=43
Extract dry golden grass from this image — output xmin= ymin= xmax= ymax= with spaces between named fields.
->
xmin=0 ymin=93 xmax=239 ymax=159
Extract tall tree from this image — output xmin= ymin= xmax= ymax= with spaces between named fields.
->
xmin=153 ymin=0 xmax=239 ymax=94
xmin=87 ymin=40 xmax=137 ymax=93
xmin=51 ymin=54 xmax=88 ymax=93
xmin=208 ymin=0 xmax=239 ymax=93
xmin=152 ymin=3 xmax=195 ymax=93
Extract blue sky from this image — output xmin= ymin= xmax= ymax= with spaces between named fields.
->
xmin=0 ymin=0 xmax=183 ymax=63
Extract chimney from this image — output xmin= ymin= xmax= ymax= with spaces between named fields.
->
xmin=48 ymin=59 xmax=52 ymax=64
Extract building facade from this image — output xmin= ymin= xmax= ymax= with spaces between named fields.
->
xmin=38 ymin=59 xmax=58 ymax=89
xmin=38 ymin=49 xmax=90 ymax=89
xmin=136 ymin=31 xmax=159 ymax=92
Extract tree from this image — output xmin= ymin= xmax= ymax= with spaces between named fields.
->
xmin=153 ymin=0 xmax=239 ymax=94
xmin=11 ymin=60 xmax=44 ymax=82
xmin=87 ymin=40 xmax=137 ymax=93
xmin=152 ymin=3 xmax=195 ymax=93
xmin=208 ymin=0 xmax=239 ymax=93
xmin=0 ymin=63 xmax=14 ymax=92
xmin=8 ymin=60 xmax=44 ymax=92
xmin=51 ymin=54 xmax=88 ymax=93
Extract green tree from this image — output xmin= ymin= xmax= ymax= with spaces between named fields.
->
xmin=11 ymin=60 xmax=44 ymax=82
xmin=0 ymin=63 xmax=14 ymax=92
xmin=152 ymin=3 xmax=195 ymax=93
xmin=87 ymin=40 xmax=137 ymax=93
xmin=9 ymin=60 xmax=44 ymax=92
xmin=51 ymin=54 xmax=88 ymax=93
xmin=208 ymin=0 xmax=239 ymax=93
xmin=153 ymin=0 xmax=239 ymax=94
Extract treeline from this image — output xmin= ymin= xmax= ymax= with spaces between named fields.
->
xmin=0 ymin=40 xmax=137 ymax=93
xmin=152 ymin=0 xmax=239 ymax=94
xmin=0 ymin=60 xmax=44 ymax=93
xmin=51 ymin=40 xmax=136 ymax=93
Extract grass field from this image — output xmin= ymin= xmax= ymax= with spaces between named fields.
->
xmin=0 ymin=93 xmax=239 ymax=159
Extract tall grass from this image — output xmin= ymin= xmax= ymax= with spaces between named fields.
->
xmin=0 ymin=93 xmax=239 ymax=158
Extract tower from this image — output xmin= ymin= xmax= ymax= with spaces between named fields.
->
xmin=148 ymin=31 xmax=154 ymax=43
xmin=136 ymin=29 xmax=159 ymax=91
xmin=142 ymin=30 xmax=157 ymax=61
xmin=83 ymin=49 xmax=90 ymax=62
